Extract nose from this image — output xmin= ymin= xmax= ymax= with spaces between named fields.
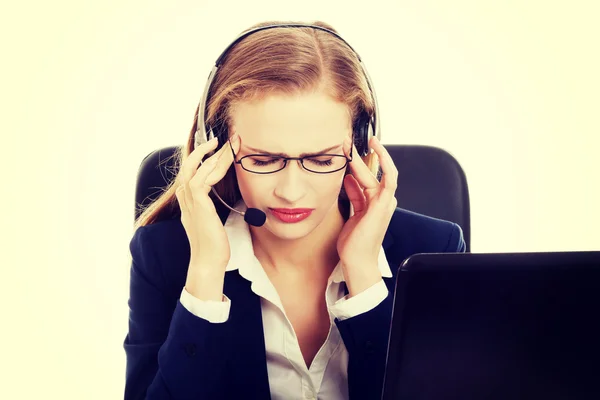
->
xmin=273 ymin=159 xmax=309 ymax=203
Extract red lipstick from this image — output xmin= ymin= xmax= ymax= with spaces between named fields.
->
xmin=269 ymin=208 xmax=313 ymax=223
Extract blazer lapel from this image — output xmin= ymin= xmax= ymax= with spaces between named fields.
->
xmin=223 ymin=269 xmax=271 ymax=398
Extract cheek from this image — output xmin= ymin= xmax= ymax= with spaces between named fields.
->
xmin=233 ymin=165 xmax=268 ymax=199
xmin=315 ymin=174 xmax=346 ymax=198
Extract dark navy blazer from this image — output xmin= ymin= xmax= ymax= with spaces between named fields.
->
xmin=124 ymin=206 xmax=466 ymax=399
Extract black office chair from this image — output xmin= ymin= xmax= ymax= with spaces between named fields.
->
xmin=135 ymin=145 xmax=471 ymax=251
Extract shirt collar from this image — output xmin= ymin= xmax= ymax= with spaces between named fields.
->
xmin=223 ymin=200 xmax=393 ymax=283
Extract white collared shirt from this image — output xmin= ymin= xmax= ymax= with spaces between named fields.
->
xmin=180 ymin=200 xmax=392 ymax=400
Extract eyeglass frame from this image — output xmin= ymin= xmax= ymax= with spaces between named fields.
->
xmin=227 ymin=136 xmax=354 ymax=175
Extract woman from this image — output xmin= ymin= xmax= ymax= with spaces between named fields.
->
xmin=124 ymin=20 xmax=465 ymax=400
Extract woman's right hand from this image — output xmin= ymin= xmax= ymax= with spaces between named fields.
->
xmin=175 ymin=133 xmax=240 ymax=299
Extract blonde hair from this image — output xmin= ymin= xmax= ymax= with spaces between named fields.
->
xmin=134 ymin=20 xmax=380 ymax=230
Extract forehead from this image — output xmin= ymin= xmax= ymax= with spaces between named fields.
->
xmin=229 ymin=90 xmax=352 ymax=154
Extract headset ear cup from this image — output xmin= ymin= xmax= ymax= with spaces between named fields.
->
xmin=365 ymin=117 xmax=374 ymax=152
xmin=354 ymin=110 xmax=371 ymax=157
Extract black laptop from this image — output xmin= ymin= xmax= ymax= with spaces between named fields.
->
xmin=382 ymin=251 xmax=600 ymax=400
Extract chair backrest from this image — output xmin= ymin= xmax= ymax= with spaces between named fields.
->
xmin=135 ymin=144 xmax=471 ymax=251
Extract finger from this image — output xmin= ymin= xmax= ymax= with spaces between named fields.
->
xmin=346 ymin=141 xmax=379 ymax=192
xmin=343 ymin=135 xmax=353 ymax=158
xmin=344 ymin=174 xmax=368 ymax=214
xmin=188 ymin=155 xmax=220 ymax=196
xmin=180 ymin=137 xmax=219 ymax=183
xmin=186 ymin=135 xmax=230 ymax=191
xmin=205 ymin=134 xmax=240 ymax=187
xmin=369 ymin=137 xmax=398 ymax=199
xmin=174 ymin=176 xmax=194 ymax=213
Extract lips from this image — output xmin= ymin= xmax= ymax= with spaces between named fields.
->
xmin=270 ymin=208 xmax=313 ymax=214
xmin=269 ymin=208 xmax=314 ymax=223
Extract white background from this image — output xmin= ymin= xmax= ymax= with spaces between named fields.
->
xmin=2 ymin=0 xmax=599 ymax=398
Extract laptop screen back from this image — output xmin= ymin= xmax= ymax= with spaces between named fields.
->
xmin=382 ymin=251 xmax=600 ymax=400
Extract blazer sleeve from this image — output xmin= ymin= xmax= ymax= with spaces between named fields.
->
xmin=335 ymin=222 xmax=466 ymax=399
xmin=444 ymin=222 xmax=466 ymax=253
xmin=334 ymin=285 xmax=394 ymax=400
xmin=123 ymin=225 xmax=232 ymax=400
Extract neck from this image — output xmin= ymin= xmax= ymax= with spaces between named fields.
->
xmin=250 ymin=199 xmax=349 ymax=277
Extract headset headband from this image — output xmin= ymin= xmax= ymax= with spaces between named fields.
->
xmin=195 ymin=23 xmax=380 ymax=148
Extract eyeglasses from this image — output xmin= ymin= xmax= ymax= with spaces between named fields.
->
xmin=228 ymin=138 xmax=353 ymax=174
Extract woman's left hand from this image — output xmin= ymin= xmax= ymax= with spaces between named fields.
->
xmin=336 ymin=136 xmax=398 ymax=297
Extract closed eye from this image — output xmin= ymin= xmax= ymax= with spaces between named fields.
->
xmin=249 ymin=156 xmax=281 ymax=166
xmin=306 ymin=157 xmax=334 ymax=166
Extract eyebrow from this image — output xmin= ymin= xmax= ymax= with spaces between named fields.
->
xmin=243 ymin=144 xmax=343 ymax=158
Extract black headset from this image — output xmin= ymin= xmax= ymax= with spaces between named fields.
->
xmin=193 ymin=23 xmax=381 ymax=158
